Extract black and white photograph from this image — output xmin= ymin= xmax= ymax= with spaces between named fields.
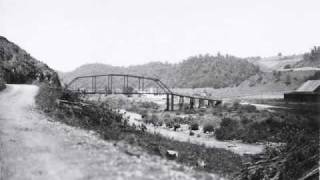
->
xmin=0 ymin=0 xmax=319 ymax=179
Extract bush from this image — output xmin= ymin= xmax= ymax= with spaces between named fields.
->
xmin=143 ymin=113 xmax=161 ymax=126
xmin=140 ymin=101 xmax=159 ymax=109
xmin=173 ymin=116 xmax=185 ymax=124
xmin=35 ymin=84 xmax=63 ymax=112
xmin=189 ymin=122 xmax=199 ymax=130
xmin=284 ymin=64 xmax=291 ymax=69
xmin=203 ymin=123 xmax=215 ymax=133
xmin=215 ymin=118 xmax=240 ymax=140
xmin=239 ymin=104 xmax=257 ymax=113
xmin=165 ymin=119 xmax=174 ymax=128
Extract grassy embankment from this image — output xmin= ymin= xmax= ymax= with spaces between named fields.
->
xmin=101 ymin=94 xmax=319 ymax=179
xmin=213 ymin=103 xmax=319 ymax=179
xmin=35 ymin=84 xmax=245 ymax=178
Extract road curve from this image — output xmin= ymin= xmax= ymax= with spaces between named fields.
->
xmin=0 ymin=85 xmax=221 ymax=180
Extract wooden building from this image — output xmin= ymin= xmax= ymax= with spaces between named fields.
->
xmin=284 ymin=80 xmax=320 ymax=102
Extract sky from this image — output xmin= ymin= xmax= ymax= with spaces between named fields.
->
xmin=0 ymin=0 xmax=319 ymax=72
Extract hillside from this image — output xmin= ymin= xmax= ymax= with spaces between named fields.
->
xmin=247 ymin=55 xmax=303 ymax=72
xmin=62 ymin=54 xmax=260 ymax=89
xmin=0 ymin=36 xmax=60 ymax=87
xmin=246 ymin=47 xmax=320 ymax=72
xmin=294 ymin=46 xmax=320 ymax=68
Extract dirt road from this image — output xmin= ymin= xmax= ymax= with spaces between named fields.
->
xmin=0 ymin=85 xmax=221 ymax=180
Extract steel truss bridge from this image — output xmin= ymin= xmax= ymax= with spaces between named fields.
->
xmin=67 ymin=74 xmax=222 ymax=111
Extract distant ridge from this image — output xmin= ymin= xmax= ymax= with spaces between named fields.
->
xmin=61 ymin=54 xmax=260 ymax=89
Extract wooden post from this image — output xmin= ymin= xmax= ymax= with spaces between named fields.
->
xmin=92 ymin=76 xmax=96 ymax=93
xmin=126 ymin=75 xmax=129 ymax=92
xmin=123 ymin=76 xmax=126 ymax=93
xmin=190 ymin=98 xmax=194 ymax=109
xmin=166 ymin=94 xmax=170 ymax=111
xmin=110 ymin=76 xmax=113 ymax=93
xmin=142 ymin=78 xmax=144 ymax=91
xmin=198 ymin=99 xmax=204 ymax=108
xmin=171 ymin=94 xmax=174 ymax=111
xmin=179 ymin=96 xmax=184 ymax=110
xmin=138 ymin=78 xmax=141 ymax=91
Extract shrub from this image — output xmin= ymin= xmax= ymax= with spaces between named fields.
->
xmin=284 ymin=64 xmax=291 ymax=69
xmin=173 ymin=117 xmax=185 ymax=124
xmin=143 ymin=113 xmax=160 ymax=126
xmin=232 ymin=101 xmax=241 ymax=110
xmin=215 ymin=118 xmax=240 ymax=140
xmin=165 ymin=119 xmax=174 ymax=128
xmin=203 ymin=123 xmax=215 ymax=133
xmin=239 ymin=104 xmax=257 ymax=113
xmin=140 ymin=101 xmax=159 ymax=109
xmin=189 ymin=122 xmax=199 ymax=130
xmin=173 ymin=123 xmax=181 ymax=131
xmin=35 ymin=84 xmax=63 ymax=112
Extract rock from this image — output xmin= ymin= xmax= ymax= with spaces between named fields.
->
xmin=189 ymin=131 xmax=195 ymax=136
xmin=197 ymin=159 xmax=206 ymax=168
xmin=166 ymin=150 xmax=178 ymax=160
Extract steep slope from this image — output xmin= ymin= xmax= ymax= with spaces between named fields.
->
xmin=62 ymin=54 xmax=259 ymax=89
xmin=0 ymin=36 xmax=60 ymax=87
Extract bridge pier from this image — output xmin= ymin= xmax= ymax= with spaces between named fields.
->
xmin=171 ymin=94 xmax=174 ymax=111
xmin=92 ymin=76 xmax=96 ymax=93
xmin=190 ymin=98 xmax=195 ymax=109
xmin=178 ymin=96 xmax=184 ymax=111
xmin=166 ymin=94 xmax=170 ymax=111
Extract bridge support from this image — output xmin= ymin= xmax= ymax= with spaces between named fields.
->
xmin=190 ymin=98 xmax=195 ymax=109
xmin=198 ymin=99 xmax=204 ymax=108
xmin=171 ymin=94 xmax=174 ymax=111
xmin=178 ymin=96 xmax=184 ymax=110
xmin=92 ymin=76 xmax=96 ymax=93
xmin=166 ymin=94 xmax=170 ymax=111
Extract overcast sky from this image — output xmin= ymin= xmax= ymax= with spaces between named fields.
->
xmin=1 ymin=0 xmax=319 ymax=71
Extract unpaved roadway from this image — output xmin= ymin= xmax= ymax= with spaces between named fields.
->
xmin=0 ymin=85 xmax=222 ymax=180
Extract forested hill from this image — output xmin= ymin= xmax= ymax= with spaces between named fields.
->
xmin=0 ymin=36 xmax=60 ymax=87
xmin=61 ymin=54 xmax=260 ymax=88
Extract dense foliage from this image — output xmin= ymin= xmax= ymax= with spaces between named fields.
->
xmin=0 ymin=36 xmax=60 ymax=86
xmin=213 ymin=104 xmax=319 ymax=180
xmin=62 ymin=54 xmax=260 ymax=88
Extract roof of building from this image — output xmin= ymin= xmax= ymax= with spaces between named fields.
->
xmin=296 ymin=80 xmax=320 ymax=92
